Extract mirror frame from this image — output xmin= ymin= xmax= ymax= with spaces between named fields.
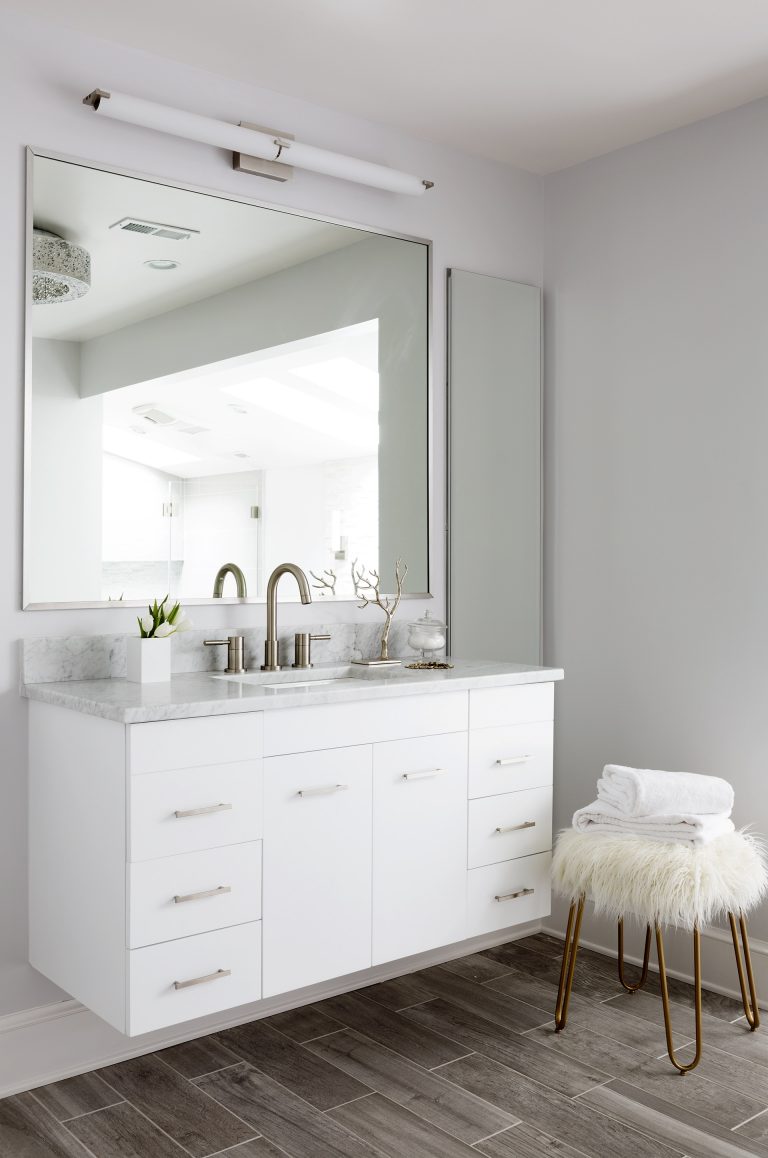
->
xmin=22 ymin=147 xmax=433 ymax=610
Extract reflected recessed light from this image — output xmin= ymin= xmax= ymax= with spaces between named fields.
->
xmin=144 ymin=259 xmax=180 ymax=270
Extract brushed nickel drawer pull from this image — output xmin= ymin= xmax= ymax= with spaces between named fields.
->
xmin=297 ymin=784 xmax=349 ymax=797
xmin=494 ymin=888 xmax=535 ymax=902
xmin=174 ymin=803 xmax=233 ymax=819
xmin=173 ymin=968 xmax=231 ymax=990
xmin=402 ymin=768 xmax=445 ymax=781
xmin=495 ymin=755 xmax=532 ymax=766
xmin=495 ymin=820 xmax=537 ymax=834
xmin=173 ymin=885 xmax=232 ymax=904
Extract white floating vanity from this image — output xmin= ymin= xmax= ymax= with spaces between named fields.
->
xmin=25 ymin=660 xmax=562 ymax=1037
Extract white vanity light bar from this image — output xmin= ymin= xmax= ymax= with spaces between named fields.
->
xmin=82 ymin=89 xmax=434 ymax=196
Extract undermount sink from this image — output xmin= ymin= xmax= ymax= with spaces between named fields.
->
xmin=212 ymin=666 xmax=369 ymax=691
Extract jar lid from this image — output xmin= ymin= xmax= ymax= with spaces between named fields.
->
xmin=407 ymin=610 xmax=447 ymax=630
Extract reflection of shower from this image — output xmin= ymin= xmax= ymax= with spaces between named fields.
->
xmin=32 ymin=229 xmax=91 ymax=303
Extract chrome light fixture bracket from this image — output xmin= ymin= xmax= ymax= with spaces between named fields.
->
xmin=233 ymin=122 xmax=294 ymax=183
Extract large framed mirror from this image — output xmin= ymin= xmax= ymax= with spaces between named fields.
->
xmin=24 ymin=151 xmax=430 ymax=608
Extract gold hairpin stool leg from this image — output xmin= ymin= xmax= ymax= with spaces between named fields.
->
xmin=618 ymin=918 xmax=652 ymax=993
xmin=555 ymin=896 xmax=585 ymax=1032
xmin=656 ymin=924 xmax=702 ymax=1074
xmin=729 ymin=912 xmax=760 ymax=1030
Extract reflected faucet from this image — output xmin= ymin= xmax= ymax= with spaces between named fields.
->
xmin=262 ymin=563 xmax=312 ymax=671
xmin=212 ymin=563 xmax=248 ymax=599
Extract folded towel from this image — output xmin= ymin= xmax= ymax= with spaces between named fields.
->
xmin=596 ymin=765 xmax=734 ymax=818
xmin=572 ymin=800 xmax=735 ymax=845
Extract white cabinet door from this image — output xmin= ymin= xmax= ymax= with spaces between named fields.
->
xmin=262 ymin=745 xmax=372 ymax=997
xmin=372 ymin=732 xmax=468 ymax=964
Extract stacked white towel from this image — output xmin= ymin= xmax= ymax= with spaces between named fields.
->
xmin=572 ymin=765 xmax=735 ymax=845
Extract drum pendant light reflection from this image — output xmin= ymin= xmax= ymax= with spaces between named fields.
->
xmin=32 ymin=229 xmax=91 ymax=304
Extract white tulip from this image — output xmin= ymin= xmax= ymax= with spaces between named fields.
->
xmin=172 ymin=612 xmax=192 ymax=633
xmin=155 ymin=621 xmax=174 ymax=637
xmin=139 ymin=615 xmax=154 ymax=635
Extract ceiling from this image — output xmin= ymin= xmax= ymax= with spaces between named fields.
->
xmin=11 ymin=0 xmax=768 ymax=172
xmin=32 ymin=155 xmax=362 ymax=341
xmin=101 ymin=321 xmax=380 ymax=477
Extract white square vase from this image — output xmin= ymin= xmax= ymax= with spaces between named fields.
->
xmin=126 ymin=635 xmax=172 ymax=683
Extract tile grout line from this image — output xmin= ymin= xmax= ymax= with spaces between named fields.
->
xmin=150 ymin=1050 xmax=267 ymax=1138
xmin=575 ymin=1068 xmax=768 ymax=1150
xmin=168 ymin=1062 xmax=245 ymax=1083
xmin=322 ymin=1090 xmax=376 ymax=1114
xmin=60 ymin=1099 xmax=128 ymax=1123
xmin=570 ymin=1078 xmax=613 ymax=1099
xmin=206 ymin=1136 xmax=275 ymax=1157
xmin=729 ymin=1106 xmax=768 ymax=1132
xmin=89 ymin=1087 xmax=199 ymax=1158
xmin=471 ymin=1120 xmax=523 ymax=1145
xmin=489 ymin=1119 xmax=597 ymax=1158
xmin=430 ymin=1051 xmax=477 ymax=1071
xmin=25 ymin=1090 xmax=105 ymax=1158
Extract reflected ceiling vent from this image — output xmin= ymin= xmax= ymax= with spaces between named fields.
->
xmin=132 ymin=403 xmax=176 ymax=425
xmin=109 ymin=217 xmax=200 ymax=241
xmin=32 ymin=229 xmax=91 ymax=304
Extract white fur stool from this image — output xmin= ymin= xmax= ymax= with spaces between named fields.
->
xmin=551 ymin=828 xmax=768 ymax=1073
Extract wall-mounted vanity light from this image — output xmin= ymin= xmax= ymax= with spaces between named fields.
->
xmin=82 ymin=89 xmax=434 ymax=196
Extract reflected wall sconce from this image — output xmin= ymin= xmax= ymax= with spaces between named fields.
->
xmin=82 ymin=89 xmax=434 ymax=196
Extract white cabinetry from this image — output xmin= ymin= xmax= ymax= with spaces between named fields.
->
xmin=28 ymin=678 xmax=557 ymax=1038
xmin=263 ymin=745 xmax=372 ymax=996
xmin=372 ymin=732 xmax=468 ymax=963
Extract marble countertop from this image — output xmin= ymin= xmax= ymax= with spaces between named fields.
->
xmin=21 ymin=659 xmax=564 ymax=724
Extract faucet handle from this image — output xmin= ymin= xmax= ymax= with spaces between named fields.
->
xmin=204 ymin=635 xmax=246 ymax=675
xmin=292 ymin=632 xmax=331 ymax=669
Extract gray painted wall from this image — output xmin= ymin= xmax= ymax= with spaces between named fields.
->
xmin=543 ymin=96 xmax=768 ymax=960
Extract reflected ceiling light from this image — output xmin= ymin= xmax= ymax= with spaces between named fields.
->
xmin=103 ymin=425 xmax=200 ymax=470
xmin=293 ymin=357 xmax=379 ymax=411
xmin=83 ymin=89 xmax=434 ymax=196
xmin=32 ymin=229 xmax=91 ymax=304
xmin=222 ymin=377 xmax=378 ymax=447
xmin=144 ymin=258 xmax=180 ymax=270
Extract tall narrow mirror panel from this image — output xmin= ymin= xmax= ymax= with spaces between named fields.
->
xmin=448 ymin=270 xmax=541 ymax=662
xmin=25 ymin=154 xmax=429 ymax=607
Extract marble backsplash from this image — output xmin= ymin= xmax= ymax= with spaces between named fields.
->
xmin=20 ymin=621 xmax=421 ymax=684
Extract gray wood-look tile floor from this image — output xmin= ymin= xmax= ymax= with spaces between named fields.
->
xmin=3 ymin=933 xmax=768 ymax=1158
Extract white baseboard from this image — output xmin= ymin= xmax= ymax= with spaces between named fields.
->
xmin=0 ymin=920 xmax=543 ymax=1098
xmin=542 ymin=913 xmax=768 ymax=1010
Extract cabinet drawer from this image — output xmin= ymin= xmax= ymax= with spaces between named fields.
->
xmin=263 ymin=692 xmax=468 ymax=756
xmin=470 ymin=682 xmax=554 ymax=731
xmin=373 ymin=732 xmax=468 ymax=964
xmin=468 ymin=721 xmax=552 ymax=799
xmin=128 ymin=921 xmax=261 ymax=1036
xmin=129 ymin=714 xmax=263 ymax=774
xmin=129 ymin=761 xmax=262 ymax=861
xmin=468 ymin=787 xmax=552 ymax=869
xmin=262 ymin=745 xmax=372 ymax=997
xmin=129 ymin=842 xmax=262 ymax=948
xmin=466 ymin=852 xmax=552 ymax=938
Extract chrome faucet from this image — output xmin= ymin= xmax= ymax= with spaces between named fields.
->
xmin=212 ymin=563 xmax=247 ymax=598
xmin=262 ymin=563 xmax=312 ymax=671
